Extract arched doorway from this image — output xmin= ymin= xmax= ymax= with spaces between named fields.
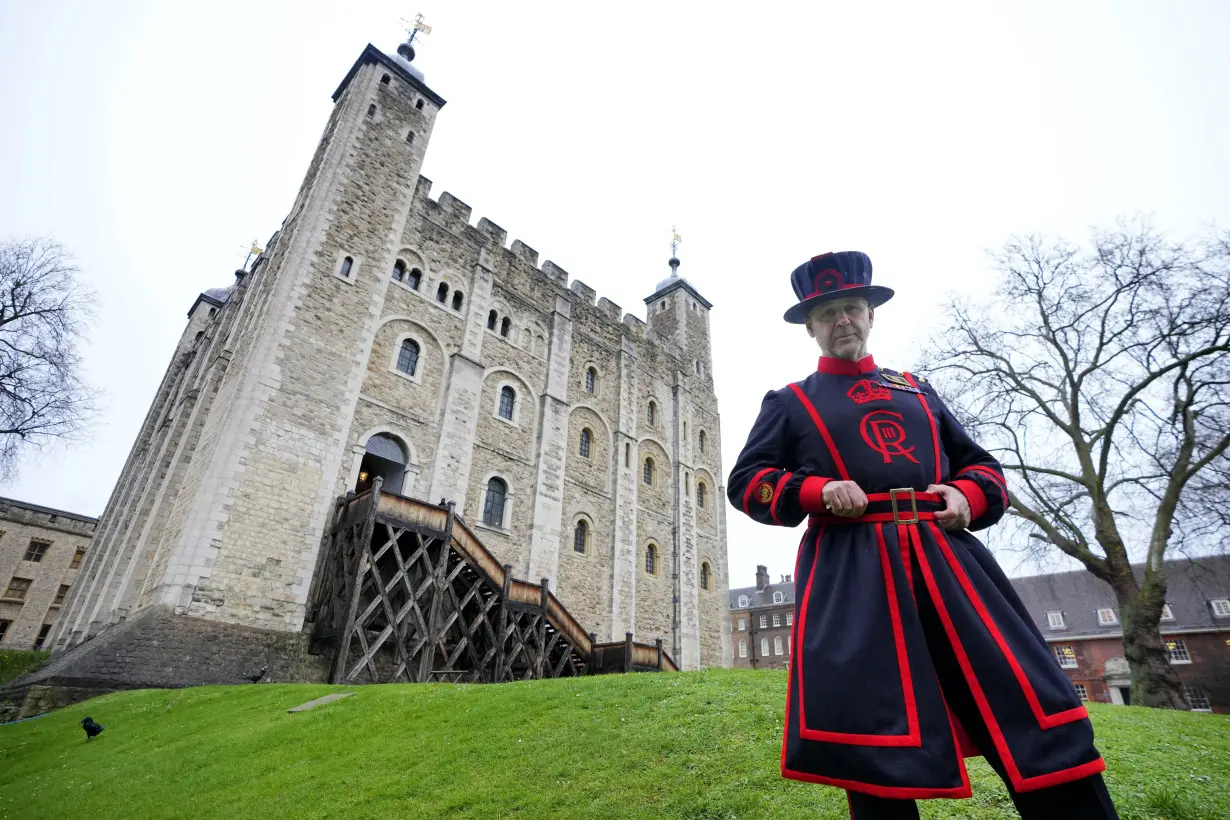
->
xmin=356 ymin=433 xmax=408 ymax=495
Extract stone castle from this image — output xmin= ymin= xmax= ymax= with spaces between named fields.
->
xmin=45 ymin=38 xmax=730 ymax=679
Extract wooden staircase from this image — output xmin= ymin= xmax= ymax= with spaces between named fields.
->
xmin=308 ymin=479 xmax=677 ymax=684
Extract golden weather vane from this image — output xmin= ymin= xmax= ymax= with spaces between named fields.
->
xmin=400 ymin=12 xmax=432 ymax=45
xmin=671 ymin=226 xmax=682 ymax=259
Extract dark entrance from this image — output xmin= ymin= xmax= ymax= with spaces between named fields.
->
xmin=356 ymin=433 xmax=407 ymax=496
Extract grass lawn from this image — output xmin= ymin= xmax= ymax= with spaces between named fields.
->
xmin=1 ymin=668 xmax=1226 ymax=819
xmin=0 ymin=651 xmax=48 ymax=686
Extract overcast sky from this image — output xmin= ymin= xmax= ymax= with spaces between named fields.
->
xmin=1 ymin=1 xmax=1228 ymax=586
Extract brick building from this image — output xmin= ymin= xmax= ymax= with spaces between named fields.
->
xmin=729 ymin=565 xmax=794 ymax=670
xmin=0 ymin=498 xmax=97 ymax=650
xmin=1013 ymin=555 xmax=1230 ymax=713
xmin=35 ymin=32 xmax=728 ymax=696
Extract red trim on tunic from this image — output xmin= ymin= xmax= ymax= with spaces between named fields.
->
xmin=742 ymin=468 xmax=776 ymax=515
xmin=798 ymin=476 xmax=831 ymax=513
xmin=957 ymin=465 xmax=1008 ymax=493
xmin=788 ymin=384 xmax=852 ymax=480
xmin=794 ymin=523 xmax=921 ymax=746
xmin=769 ymin=472 xmax=793 ymax=526
xmin=912 ymin=524 xmax=1103 ymax=793
xmin=817 ymin=355 xmax=878 ymax=375
xmin=903 ymin=373 xmax=941 ymax=485
xmin=948 ymin=479 xmax=988 ymax=522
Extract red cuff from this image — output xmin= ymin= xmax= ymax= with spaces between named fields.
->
xmin=798 ymin=477 xmax=832 ymax=513
xmin=949 ymin=479 xmax=988 ymax=522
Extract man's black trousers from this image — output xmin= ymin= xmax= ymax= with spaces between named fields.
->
xmin=845 ymin=551 xmax=1119 ymax=820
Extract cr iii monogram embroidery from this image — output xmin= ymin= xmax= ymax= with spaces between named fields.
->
xmin=860 ymin=410 xmax=920 ymax=464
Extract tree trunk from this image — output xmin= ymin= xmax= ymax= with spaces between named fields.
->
xmin=1115 ymin=581 xmax=1188 ymax=710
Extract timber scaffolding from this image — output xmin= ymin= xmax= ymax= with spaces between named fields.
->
xmin=308 ymin=478 xmax=678 ymax=684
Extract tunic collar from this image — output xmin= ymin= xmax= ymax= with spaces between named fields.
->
xmin=816 ymin=354 xmax=877 ymax=375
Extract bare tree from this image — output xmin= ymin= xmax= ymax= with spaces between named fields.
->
xmin=0 ymin=238 xmax=96 ymax=478
xmin=923 ymin=218 xmax=1230 ymax=709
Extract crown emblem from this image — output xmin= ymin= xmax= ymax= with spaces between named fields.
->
xmin=847 ymin=379 xmax=892 ymax=405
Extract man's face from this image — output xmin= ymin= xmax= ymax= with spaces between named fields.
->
xmin=805 ymin=297 xmax=874 ymax=360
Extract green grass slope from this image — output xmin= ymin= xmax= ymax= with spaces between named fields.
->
xmin=1 ymin=669 xmax=1226 ymax=819
xmin=0 ymin=651 xmax=49 ymax=686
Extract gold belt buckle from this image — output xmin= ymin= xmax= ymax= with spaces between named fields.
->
xmin=889 ymin=488 xmax=918 ymax=524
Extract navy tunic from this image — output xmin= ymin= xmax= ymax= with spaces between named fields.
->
xmin=727 ymin=355 xmax=1105 ymax=800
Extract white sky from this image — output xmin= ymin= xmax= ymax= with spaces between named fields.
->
xmin=1 ymin=1 xmax=1227 ymax=587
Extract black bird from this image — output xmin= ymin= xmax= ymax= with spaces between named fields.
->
xmin=244 ymin=666 xmax=267 ymax=683
xmin=80 ymin=716 xmax=104 ymax=741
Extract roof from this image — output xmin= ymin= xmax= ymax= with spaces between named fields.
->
xmin=332 ymin=44 xmax=447 ymax=108
xmin=729 ymin=581 xmax=795 ymax=609
xmin=0 ymin=496 xmax=99 ymax=525
xmin=1010 ymin=555 xmax=1230 ymax=639
xmin=644 ymin=275 xmax=713 ymax=310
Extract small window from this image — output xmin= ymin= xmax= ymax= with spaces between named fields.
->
xmin=70 ymin=548 xmax=86 ymax=569
xmin=392 ymin=259 xmax=406 ymax=281
xmin=1165 ymin=638 xmax=1191 ymax=663
xmin=1054 ymin=645 xmax=1078 ymax=668
xmin=697 ymin=482 xmax=706 ymax=508
xmin=738 ymin=639 xmax=747 ymax=658
xmin=738 ymin=594 xmax=748 ymax=608
xmin=573 ymin=520 xmax=589 ymax=554
xmin=647 ymin=401 xmax=657 ymax=426
xmin=786 ymin=613 xmax=793 ymax=626
xmin=380 ymin=73 xmax=390 ymax=85
xmin=340 ymin=256 xmax=354 ymax=278
xmin=760 ymin=638 xmax=769 ymax=657
xmin=367 ymin=103 xmax=377 ymax=117
xmin=482 ymin=478 xmax=507 ymax=527
xmin=1097 ymin=608 xmax=1118 ymax=626
xmin=772 ymin=614 xmax=781 ymax=627
xmin=579 ymin=428 xmax=592 ymax=459
xmin=53 ymin=584 xmax=69 ymax=605
xmin=1185 ymin=683 xmax=1211 ymax=711
xmin=1074 ymin=683 xmax=1089 ymax=702
xmin=500 ymin=316 xmax=511 ymax=337
xmin=585 ymin=367 xmax=596 ymax=394
xmin=759 ymin=616 xmax=768 ymax=629
xmin=406 ymin=131 xmax=415 ymax=144
xmin=736 ymin=618 xmax=745 ymax=631
xmin=772 ymin=591 xmax=784 ymax=604
xmin=700 ymin=562 xmax=711 ymax=590
xmin=452 ymin=291 xmax=465 ymax=311
xmin=487 ymin=310 xmax=498 ymax=330
xmin=695 ymin=361 xmax=701 ymax=375
xmin=1211 ymin=599 xmax=1230 ymax=618
xmin=32 ymin=624 xmax=52 ymax=651
xmin=685 ymin=474 xmax=691 ymax=497
xmin=642 ymin=458 xmax=654 ymax=486
xmin=699 ymin=430 xmax=706 ymax=453
xmin=396 ymin=339 xmax=420 ymax=376
xmin=0 ymin=620 xmax=9 ymax=642
xmin=23 ymin=540 xmax=50 ymax=563
xmin=1161 ymin=604 xmax=1175 ymax=621
xmin=1047 ymin=611 xmax=1065 ymax=629
xmin=498 ymin=386 xmax=516 ymax=421
xmin=436 ymin=282 xmax=449 ymax=303
xmin=645 ymin=543 xmax=657 ymax=574
xmin=2 ymin=577 xmax=32 ymax=601
xmin=624 ymin=443 xmax=630 ymax=467
xmin=416 ymin=99 xmax=425 ymax=111
xmin=407 ymin=268 xmax=422 ymax=290
xmin=774 ymin=637 xmax=783 ymax=656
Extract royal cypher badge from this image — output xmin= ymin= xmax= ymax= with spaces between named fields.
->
xmin=754 ymin=482 xmax=775 ymax=504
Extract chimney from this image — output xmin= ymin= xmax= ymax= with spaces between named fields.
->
xmin=756 ymin=565 xmax=770 ymax=591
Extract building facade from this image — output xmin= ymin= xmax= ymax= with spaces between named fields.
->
xmin=729 ymin=565 xmax=794 ymax=670
xmin=0 ymin=498 xmax=97 ymax=650
xmin=46 ymin=38 xmax=730 ymax=676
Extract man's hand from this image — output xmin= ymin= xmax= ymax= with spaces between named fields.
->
xmin=928 ymin=484 xmax=971 ymax=531
xmin=822 ymin=480 xmax=868 ymax=517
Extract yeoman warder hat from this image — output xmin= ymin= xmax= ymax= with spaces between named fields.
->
xmin=783 ymin=251 xmax=894 ymax=324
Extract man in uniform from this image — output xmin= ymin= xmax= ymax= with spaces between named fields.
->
xmin=727 ymin=251 xmax=1119 ymax=819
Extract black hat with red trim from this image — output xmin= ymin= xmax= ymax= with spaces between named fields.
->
xmin=783 ymin=251 xmax=894 ymax=324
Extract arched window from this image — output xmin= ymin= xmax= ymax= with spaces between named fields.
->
xmin=760 ymin=638 xmax=769 ymax=656
xmin=452 ymin=291 xmax=465 ymax=311
xmin=573 ymin=520 xmax=589 ymax=554
xmin=340 ymin=256 xmax=354 ymax=278
xmin=357 ymin=433 xmax=409 ymax=495
xmin=487 ymin=310 xmax=498 ymax=330
xmin=643 ymin=457 xmax=654 ymax=486
xmin=392 ymin=259 xmax=406 ymax=281
xmin=436 ymin=282 xmax=449 ymax=303
xmin=738 ymin=640 xmax=747 ymax=659
xmin=700 ymin=562 xmax=711 ymax=591
xmin=585 ymin=367 xmax=596 ymax=394
xmin=772 ymin=591 xmax=784 ymax=604
xmin=645 ymin=543 xmax=658 ymax=575
xmin=699 ymin=430 xmax=706 ymax=453
xmin=647 ymin=401 xmax=657 ymax=426
xmin=500 ymin=316 xmax=511 ymax=337
xmin=482 ymin=478 xmax=507 ymax=527
xmin=579 ymin=428 xmax=592 ymax=458
xmin=697 ymin=482 xmax=706 ymax=508
xmin=498 ymin=386 xmax=516 ymax=420
xmin=416 ymin=99 xmax=425 ymax=111
xmin=396 ymin=338 xmax=420 ymax=376
xmin=738 ymin=594 xmax=749 ymax=608
xmin=407 ymin=268 xmax=422 ymax=290
xmin=774 ymin=636 xmax=783 ymax=656
xmin=380 ymin=73 xmax=391 ymax=85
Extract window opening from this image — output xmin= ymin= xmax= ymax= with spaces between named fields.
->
xmin=579 ymin=428 xmax=592 ymax=458
xmin=340 ymin=256 xmax=353 ymax=278
xmin=647 ymin=402 xmax=656 ymax=425
xmin=573 ymin=520 xmax=589 ymax=554
xmin=392 ymin=259 xmax=406 ymax=281
xmin=416 ymin=99 xmax=424 ymax=110
xmin=585 ymin=367 xmax=596 ymax=394
xmin=70 ymin=548 xmax=86 ymax=569
xmin=498 ymin=386 xmax=516 ymax=420
xmin=700 ymin=562 xmax=711 ymax=590
xmin=367 ymin=104 xmax=377 ymax=117
xmin=407 ymin=268 xmax=422 ymax=290
xmin=380 ymin=74 xmax=390 ymax=85
xmin=487 ymin=310 xmax=498 ymax=331
xmin=396 ymin=338 xmax=420 ymax=376
xmin=23 ymin=541 xmax=49 ymax=563
xmin=482 ymin=478 xmax=507 ymax=527
xmin=452 ymin=291 xmax=464 ymax=311
xmin=697 ymin=482 xmax=706 ymax=508
xmin=643 ymin=458 xmax=654 ymax=486
xmin=500 ymin=316 xmax=511 ymax=337
xmin=436 ymin=283 xmax=449 ymax=303
xmin=645 ymin=544 xmax=657 ymax=575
